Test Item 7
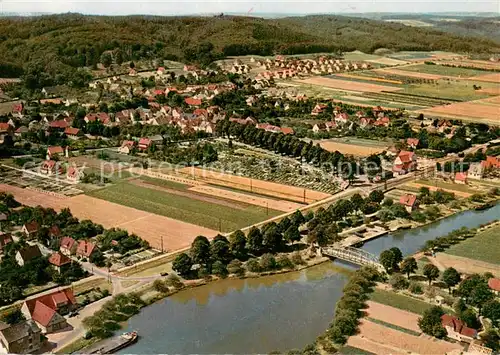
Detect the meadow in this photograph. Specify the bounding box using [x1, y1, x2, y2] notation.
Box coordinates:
[445, 224, 500, 265]
[399, 64, 489, 77]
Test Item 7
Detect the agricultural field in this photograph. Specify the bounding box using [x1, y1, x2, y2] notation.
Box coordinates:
[314, 137, 389, 156]
[418, 95, 500, 125]
[398, 63, 489, 77]
[87, 177, 282, 232]
[369, 289, 432, 315]
[445, 224, 500, 265]
[401, 79, 497, 101]
[295, 77, 401, 93]
[470, 72, 500, 83]
[384, 19, 434, 27]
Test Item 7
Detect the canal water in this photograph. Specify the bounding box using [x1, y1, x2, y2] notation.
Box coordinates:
[120, 203, 500, 354]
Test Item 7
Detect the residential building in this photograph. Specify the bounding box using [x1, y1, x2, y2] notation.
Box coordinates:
[441, 314, 477, 343]
[185, 97, 202, 106]
[21, 221, 39, 238]
[455, 172, 468, 185]
[64, 127, 82, 140]
[138, 138, 152, 151]
[59, 237, 77, 256]
[0, 122, 13, 144]
[66, 167, 84, 182]
[399, 194, 419, 213]
[48, 252, 71, 274]
[76, 240, 97, 259]
[0, 232, 13, 254]
[40, 160, 62, 176]
[393, 151, 417, 175]
[119, 140, 135, 154]
[15, 245, 42, 266]
[468, 163, 484, 179]
[488, 277, 500, 295]
[21, 288, 77, 333]
[0, 320, 42, 354]
[46, 146, 64, 160]
[407, 138, 420, 149]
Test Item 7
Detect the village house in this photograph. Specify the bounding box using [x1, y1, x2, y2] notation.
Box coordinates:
[0, 122, 14, 144]
[119, 140, 135, 154]
[15, 245, 42, 267]
[311, 104, 327, 116]
[488, 277, 500, 295]
[441, 314, 477, 343]
[48, 252, 72, 274]
[40, 160, 62, 176]
[359, 117, 374, 129]
[482, 156, 500, 170]
[399, 194, 419, 213]
[12, 103, 23, 116]
[406, 138, 420, 149]
[46, 146, 65, 160]
[185, 97, 202, 106]
[15, 126, 28, 137]
[280, 127, 295, 135]
[21, 221, 39, 239]
[138, 138, 152, 151]
[0, 320, 42, 354]
[454, 172, 468, 185]
[21, 288, 77, 333]
[374, 116, 391, 127]
[114, 110, 133, 125]
[41, 86, 59, 97]
[468, 162, 484, 179]
[334, 113, 349, 125]
[66, 166, 84, 183]
[64, 127, 82, 140]
[393, 151, 417, 175]
[76, 240, 98, 259]
[0, 232, 13, 254]
[60, 237, 77, 256]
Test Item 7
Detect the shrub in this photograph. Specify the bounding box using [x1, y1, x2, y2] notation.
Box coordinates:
[227, 259, 245, 276]
[165, 274, 183, 289]
[276, 255, 294, 270]
[212, 260, 228, 278]
[408, 282, 423, 294]
[260, 253, 277, 271]
[246, 258, 260, 272]
[290, 252, 305, 265]
[389, 274, 409, 290]
[153, 279, 169, 293]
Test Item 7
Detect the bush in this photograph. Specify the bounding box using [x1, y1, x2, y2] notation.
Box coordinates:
[408, 282, 423, 294]
[389, 274, 409, 290]
[246, 258, 260, 273]
[290, 252, 305, 265]
[276, 255, 294, 270]
[260, 253, 277, 271]
[227, 259, 245, 276]
[153, 279, 169, 293]
[165, 275, 183, 289]
[212, 260, 228, 278]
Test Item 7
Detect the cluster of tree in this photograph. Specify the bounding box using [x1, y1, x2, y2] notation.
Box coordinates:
[148, 142, 218, 165]
[173, 210, 307, 278]
[83, 293, 144, 339]
[417, 187, 455, 205]
[328, 266, 381, 345]
[98, 228, 149, 255]
[422, 227, 475, 253]
[216, 120, 360, 177]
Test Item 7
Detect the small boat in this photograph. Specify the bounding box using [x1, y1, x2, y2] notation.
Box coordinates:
[475, 201, 495, 211]
[86, 331, 139, 354]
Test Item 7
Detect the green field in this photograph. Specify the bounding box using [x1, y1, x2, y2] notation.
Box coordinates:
[446, 224, 500, 265]
[415, 179, 478, 194]
[400, 64, 489, 77]
[402, 80, 494, 101]
[369, 289, 432, 315]
[339, 346, 375, 355]
[87, 179, 281, 232]
[366, 317, 421, 336]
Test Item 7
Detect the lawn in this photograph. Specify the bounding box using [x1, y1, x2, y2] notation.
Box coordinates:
[366, 317, 421, 336]
[415, 179, 477, 194]
[55, 337, 99, 354]
[400, 64, 488, 77]
[445, 224, 500, 265]
[369, 289, 432, 315]
[402, 80, 496, 101]
[339, 346, 376, 355]
[87, 180, 281, 232]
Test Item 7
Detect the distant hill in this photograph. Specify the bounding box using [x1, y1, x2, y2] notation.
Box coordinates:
[0, 14, 499, 81]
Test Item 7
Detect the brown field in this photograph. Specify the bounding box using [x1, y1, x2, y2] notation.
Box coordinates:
[296, 77, 401, 93]
[365, 301, 421, 332]
[440, 60, 500, 71]
[331, 99, 397, 111]
[478, 87, 500, 95]
[337, 72, 403, 84]
[435, 253, 500, 277]
[69, 156, 127, 173]
[470, 72, 500, 83]
[0, 184, 217, 251]
[188, 185, 304, 212]
[375, 68, 444, 80]
[317, 140, 388, 156]
[178, 167, 330, 203]
[348, 319, 463, 355]
[419, 96, 500, 125]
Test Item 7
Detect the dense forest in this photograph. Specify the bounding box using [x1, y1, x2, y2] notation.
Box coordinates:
[0, 14, 499, 80]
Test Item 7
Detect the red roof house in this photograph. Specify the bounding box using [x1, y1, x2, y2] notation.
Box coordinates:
[59, 237, 77, 256]
[49, 120, 69, 130]
[76, 240, 97, 259]
[21, 221, 39, 238]
[119, 140, 135, 154]
[482, 156, 500, 169]
[40, 160, 62, 175]
[399, 194, 419, 212]
[441, 314, 477, 343]
[185, 97, 202, 106]
[138, 138, 152, 151]
[64, 127, 81, 139]
[454, 172, 468, 185]
[0, 232, 13, 253]
[280, 127, 295, 135]
[488, 277, 500, 294]
[407, 138, 420, 149]
[48, 252, 71, 273]
[393, 151, 417, 175]
[46, 146, 64, 159]
[21, 288, 76, 333]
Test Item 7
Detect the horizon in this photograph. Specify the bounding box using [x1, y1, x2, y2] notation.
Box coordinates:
[1, 0, 499, 17]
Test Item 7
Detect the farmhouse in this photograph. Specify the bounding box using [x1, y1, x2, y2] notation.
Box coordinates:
[393, 151, 417, 175]
[406, 138, 420, 149]
[21, 288, 76, 333]
[488, 277, 500, 295]
[64, 127, 82, 140]
[76, 240, 98, 259]
[15, 245, 42, 266]
[48, 252, 71, 274]
[399, 194, 419, 212]
[119, 140, 135, 154]
[60, 236, 77, 256]
[40, 160, 62, 176]
[138, 138, 152, 151]
[0, 320, 42, 354]
[0, 232, 13, 254]
[67, 166, 84, 182]
[46, 146, 65, 160]
[441, 314, 477, 343]
[311, 104, 327, 116]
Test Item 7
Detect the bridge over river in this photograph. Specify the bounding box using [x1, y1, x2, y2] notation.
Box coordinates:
[321, 246, 385, 272]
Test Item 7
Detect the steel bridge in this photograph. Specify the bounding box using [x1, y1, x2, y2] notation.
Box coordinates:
[321, 246, 384, 271]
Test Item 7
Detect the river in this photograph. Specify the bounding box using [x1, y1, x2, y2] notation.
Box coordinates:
[119, 203, 500, 354]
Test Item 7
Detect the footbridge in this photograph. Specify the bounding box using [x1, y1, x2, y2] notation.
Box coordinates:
[321, 246, 385, 272]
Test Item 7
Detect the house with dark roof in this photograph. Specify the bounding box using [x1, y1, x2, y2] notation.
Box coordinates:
[0, 232, 13, 254]
[441, 314, 477, 343]
[59, 237, 77, 256]
[48, 252, 72, 274]
[21, 288, 76, 333]
[76, 240, 97, 259]
[21, 221, 39, 239]
[15, 245, 42, 266]
[0, 320, 42, 354]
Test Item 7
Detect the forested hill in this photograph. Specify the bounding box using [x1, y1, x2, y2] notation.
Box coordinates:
[0, 14, 499, 79]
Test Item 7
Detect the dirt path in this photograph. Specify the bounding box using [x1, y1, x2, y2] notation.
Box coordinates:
[435, 253, 500, 277]
[130, 179, 246, 210]
[188, 184, 304, 212]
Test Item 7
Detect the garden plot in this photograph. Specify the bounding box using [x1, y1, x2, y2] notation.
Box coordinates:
[398, 63, 488, 77]
[315, 138, 389, 156]
[296, 77, 402, 93]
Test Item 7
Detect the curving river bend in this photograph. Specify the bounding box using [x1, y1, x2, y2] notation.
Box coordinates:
[119, 203, 500, 354]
